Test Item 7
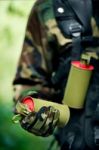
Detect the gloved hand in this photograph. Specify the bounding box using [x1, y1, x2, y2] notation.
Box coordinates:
[14, 89, 60, 137]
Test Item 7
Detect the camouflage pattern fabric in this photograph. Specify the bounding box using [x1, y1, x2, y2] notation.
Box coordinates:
[20, 105, 60, 137]
[13, 0, 99, 149]
[13, 0, 99, 99]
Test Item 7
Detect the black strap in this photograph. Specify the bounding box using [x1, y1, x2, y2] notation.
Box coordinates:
[72, 35, 83, 61]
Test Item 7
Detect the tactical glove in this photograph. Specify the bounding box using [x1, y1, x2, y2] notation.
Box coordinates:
[14, 89, 60, 137]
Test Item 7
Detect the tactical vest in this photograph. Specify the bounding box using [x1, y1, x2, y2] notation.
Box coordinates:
[53, 0, 99, 61]
[53, 0, 99, 149]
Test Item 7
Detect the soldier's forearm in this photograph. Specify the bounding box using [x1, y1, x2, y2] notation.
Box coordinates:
[13, 84, 60, 103]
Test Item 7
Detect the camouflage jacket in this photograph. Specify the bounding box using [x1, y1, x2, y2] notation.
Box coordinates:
[13, 0, 99, 101]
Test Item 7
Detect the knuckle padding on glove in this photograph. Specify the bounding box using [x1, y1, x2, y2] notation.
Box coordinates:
[31, 107, 49, 131]
[39, 106, 60, 136]
[39, 106, 55, 135]
[20, 112, 36, 130]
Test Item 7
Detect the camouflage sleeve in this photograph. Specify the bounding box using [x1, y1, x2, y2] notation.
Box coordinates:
[13, 1, 58, 101]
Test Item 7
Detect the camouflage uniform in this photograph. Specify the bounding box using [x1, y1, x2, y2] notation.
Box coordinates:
[13, 0, 72, 95]
[13, 0, 99, 149]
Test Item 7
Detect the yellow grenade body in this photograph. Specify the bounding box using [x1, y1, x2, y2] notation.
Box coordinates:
[63, 61, 94, 109]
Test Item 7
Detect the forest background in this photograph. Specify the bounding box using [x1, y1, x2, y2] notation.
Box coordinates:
[0, 1, 54, 150]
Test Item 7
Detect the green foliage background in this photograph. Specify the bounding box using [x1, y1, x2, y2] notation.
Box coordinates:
[0, 1, 54, 150]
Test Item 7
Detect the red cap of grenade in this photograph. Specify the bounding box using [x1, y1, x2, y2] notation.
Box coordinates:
[22, 96, 34, 112]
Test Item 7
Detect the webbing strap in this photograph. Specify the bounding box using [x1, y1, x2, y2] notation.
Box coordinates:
[71, 35, 82, 61]
[68, 0, 92, 35]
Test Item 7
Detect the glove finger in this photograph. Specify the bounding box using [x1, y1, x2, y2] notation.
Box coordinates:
[15, 101, 31, 116]
[21, 112, 36, 130]
[27, 106, 49, 134]
[52, 108, 60, 127]
[39, 106, 55, 135]
[40, 106, 60, 136]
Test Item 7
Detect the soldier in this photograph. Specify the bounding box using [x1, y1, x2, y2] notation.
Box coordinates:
[13, 0, 99, 149]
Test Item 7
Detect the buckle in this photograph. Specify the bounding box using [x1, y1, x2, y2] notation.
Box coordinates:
[69, 22, 82, 37]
